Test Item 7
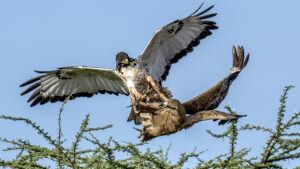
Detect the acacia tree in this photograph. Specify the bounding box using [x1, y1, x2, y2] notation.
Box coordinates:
[0, 86, 299, 168]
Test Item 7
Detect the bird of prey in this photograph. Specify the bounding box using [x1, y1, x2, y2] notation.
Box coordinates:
[134, 45, 250, 141]
[20, 4, 218, 108]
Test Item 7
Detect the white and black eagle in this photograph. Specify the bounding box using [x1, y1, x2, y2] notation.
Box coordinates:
[20, 5, 217, 107]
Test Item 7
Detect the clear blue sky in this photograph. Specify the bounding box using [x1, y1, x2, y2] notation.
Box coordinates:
[1, 0, 299, 167]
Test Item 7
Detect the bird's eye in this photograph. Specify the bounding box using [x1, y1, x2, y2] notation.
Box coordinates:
[121, 59, 128, 64]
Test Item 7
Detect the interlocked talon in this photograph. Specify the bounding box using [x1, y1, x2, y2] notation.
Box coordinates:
[128, 76, 169, 112]
[126, 101, 139, 108]
[133, 127, 145, 138]
[133, 127, 142, 132]
[146, 75, 171, 101]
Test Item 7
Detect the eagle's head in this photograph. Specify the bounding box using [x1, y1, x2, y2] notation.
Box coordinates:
[116, 52, 132, 71]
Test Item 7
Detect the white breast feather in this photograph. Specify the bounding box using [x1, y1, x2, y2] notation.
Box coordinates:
[122, 63, 147, 91]
[123, 68, 138, 88]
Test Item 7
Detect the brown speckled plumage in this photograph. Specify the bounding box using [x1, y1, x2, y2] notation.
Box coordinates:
[134, 45, 249, 142]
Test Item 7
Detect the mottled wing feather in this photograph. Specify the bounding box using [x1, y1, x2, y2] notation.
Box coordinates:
[20, 66, 129, 106]
[138, 5, 218, 82]
[182, 45, 250, 114]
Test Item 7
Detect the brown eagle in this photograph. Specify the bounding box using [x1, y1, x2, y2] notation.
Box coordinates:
[20, 5, 217, 109]
[134, 46, 250, 141]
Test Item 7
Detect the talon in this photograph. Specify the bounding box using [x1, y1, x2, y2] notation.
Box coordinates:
[133, 100, 140, 107]
[126, 104, 133, 108]
[126, 102, 138, 108]
[134, 127, 146, 138]
[133, 127, 142, 132]
[127, 99, 140, 108]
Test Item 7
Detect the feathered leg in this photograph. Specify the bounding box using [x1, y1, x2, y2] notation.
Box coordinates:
[127, 86, 145, 124]
[146, 75, 173, 100]
[182, 46, 249, 114]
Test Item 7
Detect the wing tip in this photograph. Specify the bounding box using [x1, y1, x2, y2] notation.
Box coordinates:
[189, 3, 204, 16]
[34, 70, 49, 73]
[20, 82, 41, 96]
[196, 4, 216, 17]
[199, 13, 217, 20]
[20, 74, 45, 87]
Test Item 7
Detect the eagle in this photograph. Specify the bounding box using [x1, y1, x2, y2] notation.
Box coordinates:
[133, 45, 250, 141]
[20, 4, 217, 109]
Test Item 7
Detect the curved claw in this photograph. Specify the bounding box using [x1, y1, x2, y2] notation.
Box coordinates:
[127, 97, 142, 108]
[133, 127, 143, 138]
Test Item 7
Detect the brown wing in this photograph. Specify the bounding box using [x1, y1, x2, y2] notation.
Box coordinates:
[20, 66, 129, 106]
[182, 110, 246, 128]
[182, 46, 249, 114]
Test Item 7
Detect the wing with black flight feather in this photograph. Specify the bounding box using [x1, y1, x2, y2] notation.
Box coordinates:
[20, 66, 129, 106]
[139, 4, 218, 82]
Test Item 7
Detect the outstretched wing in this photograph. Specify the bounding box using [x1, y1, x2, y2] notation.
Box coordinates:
[182, 46, 249, 114]
[138, 4, 218, 82]
[20, 66, 129, 107]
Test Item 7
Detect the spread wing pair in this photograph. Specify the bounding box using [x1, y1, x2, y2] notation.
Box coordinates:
[20, 4, 218, 106]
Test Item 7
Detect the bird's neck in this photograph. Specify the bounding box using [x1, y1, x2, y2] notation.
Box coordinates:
[117, 58, 138, 73]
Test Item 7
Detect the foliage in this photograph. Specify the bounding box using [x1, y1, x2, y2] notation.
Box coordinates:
[0, 86, 299, 168]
